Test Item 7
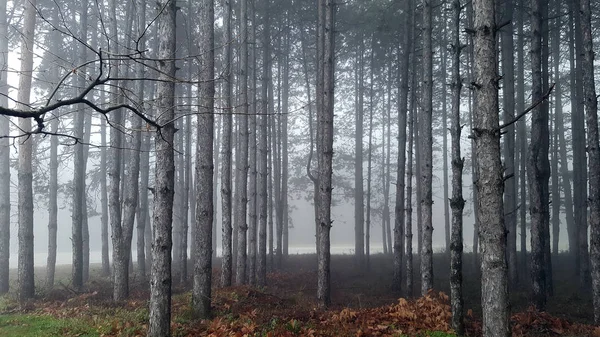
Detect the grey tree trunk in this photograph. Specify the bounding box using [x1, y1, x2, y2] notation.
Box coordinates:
[0, 0, 8, 295]
[45, 6, 61, 289]
[365, 43, 375, 268]
[579, 0, 600, 323]
[354, 35, 365, 267]
[148, 0, 176, 335]
[235, 0, 250, 284]
[246, 0, 257, 286]
[394, 0, 412, 291]
[449, 0, 464, 333]
[70, 0, 91, 288]
[281, 18, 290, 259]
[405, 55, 417, 297]
[257, 0, 270, 286]
[569, 0, 589, 286]
[528, 0, 550, 310]
[107, 0, 126, 301]
[220, 0, 234, 287]
[193, 0, 214, 318]
[317, 0, 335, 308]
[100, 107, 110, 277]
[119, 0, 144, 292]
[17, 0, 37, 302]
[472, 0, 510, 335]
[420, 0, 434, 296]
[500, 0, 517, 287]
[515, 0, 527, 275]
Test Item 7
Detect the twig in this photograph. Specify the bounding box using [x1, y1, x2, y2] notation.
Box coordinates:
[496, 83, 555, 131]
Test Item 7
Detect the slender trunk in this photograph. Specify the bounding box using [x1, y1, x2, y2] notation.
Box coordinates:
[365, 42, 374, 268]
[317, 0, 335, 308]
[220, 0, 234, 287]
[570, 0, 589, 286]
[394, 0, 412, 290]
[420, 0, 434, 295]
[441, 11, 450, 255]
[17, 0, 37, 302]
[500, 0, 517, 287]
[246, 0, 257, 285]
[148, 0, 176, 334]
[580, 0, 600, 323]
[44, 7, 60, 289]
[235, 0, 250, 285]
[449, 0, 464, 333]
[473, 0, 510, 335]
[354, 35, 365, 267]
[529, 0, 550, 310]
[281, 17, 290, 259]
[516, 0, 527, 275]
[257, 0, 270, 286]
[193, 0, 214, 318]
[405, 65, 416, 297]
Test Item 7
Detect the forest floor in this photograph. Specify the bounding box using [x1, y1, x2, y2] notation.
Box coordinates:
[0, 252, 599, 336]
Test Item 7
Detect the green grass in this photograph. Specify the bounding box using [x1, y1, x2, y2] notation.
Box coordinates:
[0, 314, 98, 337]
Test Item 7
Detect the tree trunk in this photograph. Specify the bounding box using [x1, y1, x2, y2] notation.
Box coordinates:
[354, 34, 365, 268]
[569, 0, 589, 286]
[529, 0, 550, 310]
[193, 0, 214, 318]
[472, 0, 510, 335]
[405, 66, 416, 297]
[394, 0, 412, 291]
[317, 0, 335, 308]
[235, 0, 249, 285]
[441, 10, 450, 255]
[17, 0, 37, 302]
[365, 41, 375, 268]
[257, 0, 270, 286]
[420, 0, 434, 296]
[281, 16, 290, 260]
[148, 0, 176, 335]
[516, 0, 527, 275]
[44, 6, 60, 289]
[220, 0, 234, 287]
[500, 0, 517, 287]
[449, 0, 464, 333]
[246, 0, 257, 286]
[579, 0, 600, 323]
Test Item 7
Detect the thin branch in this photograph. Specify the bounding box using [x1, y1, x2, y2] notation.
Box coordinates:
[496, 82, 555, 131]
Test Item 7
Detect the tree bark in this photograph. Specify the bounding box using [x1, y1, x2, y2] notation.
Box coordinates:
[500, 0, 517, 287]
[394, 0, 412, 291]
[420, 0, 434, 296]
[317, 0, 335, 309]
[257, 0, 270, 287]
[579, 0, 600, 323]
[235, 0, 249, 285]
[472, 0, 510, 335]
[17, 0, 37, 302]
[246, 0, 257, 286]
[529, 0, 550, 310]
[515, 0, 527, 275]
[193, 0, 214, 318]
[354, 34, 365, 267]
[449, 0, 464, 334]
[148, 0, 176, 335]
[220, 0, 234, 287]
